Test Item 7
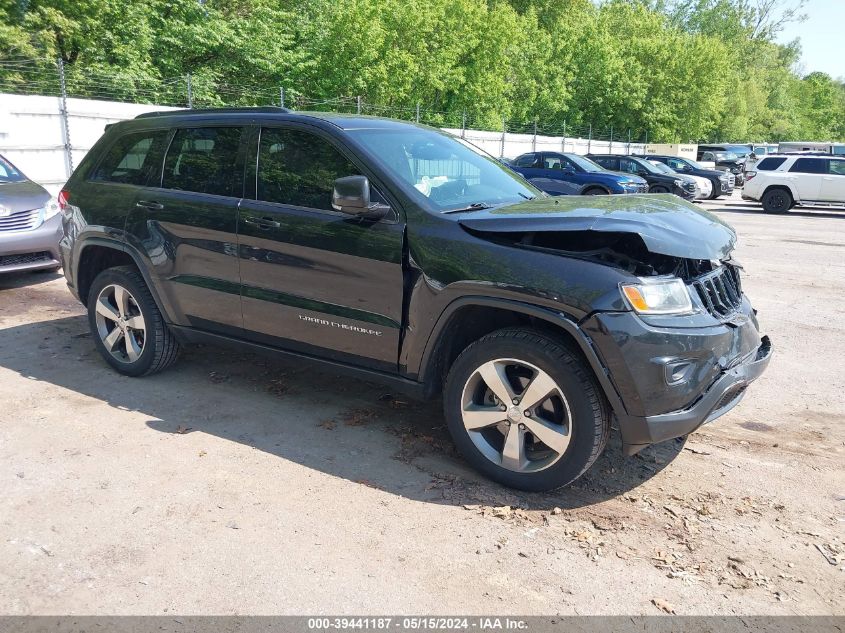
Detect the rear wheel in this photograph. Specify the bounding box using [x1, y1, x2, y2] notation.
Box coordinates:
[443, 328, 610, 491]
[87, 266, 180, 377]
[762, 188, 792, 214]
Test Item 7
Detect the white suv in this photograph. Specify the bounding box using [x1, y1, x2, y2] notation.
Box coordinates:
[743, 154, 845, 213]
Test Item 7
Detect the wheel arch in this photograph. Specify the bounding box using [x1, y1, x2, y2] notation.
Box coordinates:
[580, 184, 611, 195]
[762, 183, 797, 203]
[417, 297, 627, 417]
[75, 238, 169, 319]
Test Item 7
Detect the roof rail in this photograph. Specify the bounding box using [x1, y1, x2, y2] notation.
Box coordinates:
[135, 106, 291, 119]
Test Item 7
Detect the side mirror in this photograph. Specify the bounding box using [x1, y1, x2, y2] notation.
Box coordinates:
[331, 175, 389, 220]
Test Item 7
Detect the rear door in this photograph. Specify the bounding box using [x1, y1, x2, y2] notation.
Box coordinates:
[82, 128, 171, 238]
[820, 158, 845, 203]
[123, 124, 248, 334]
[787, 158, 824, 201]
[237, 124, 404, 371]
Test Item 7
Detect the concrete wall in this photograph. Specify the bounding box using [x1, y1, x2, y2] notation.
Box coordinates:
[0, 93, 175, 194]
[0, 93, 644, 195]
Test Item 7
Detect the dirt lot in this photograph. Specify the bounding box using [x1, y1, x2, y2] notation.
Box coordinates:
[1, 192, 843, 615]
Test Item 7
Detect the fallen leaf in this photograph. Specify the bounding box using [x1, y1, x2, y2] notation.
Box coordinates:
[652, 598, 675, 614]
[175, 425, 192, 434]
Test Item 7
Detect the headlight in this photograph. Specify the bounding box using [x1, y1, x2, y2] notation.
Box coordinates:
[673, 179, 683, 187]
[621, 278, 694, 315]
[42, 197, 61, 220]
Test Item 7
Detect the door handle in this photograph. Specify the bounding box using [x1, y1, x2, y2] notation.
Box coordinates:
[136, 200, 164, 211]
[243, 215, 280, 230]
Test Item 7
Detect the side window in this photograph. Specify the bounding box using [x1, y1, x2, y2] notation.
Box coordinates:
[162, 127, 244, 197]
[756, 157, 787, 170]
[592, 157, 616, 170]
[619, 159, 640, 174]
[543, 155, 562, 170]
[667, 158, 685, 170]
[789, 158, 826, 174]
[514, 154, 538, 168]
[257, 128, 359, 210]
[828, 160, 845, 176]
[90, 130, 168, 185]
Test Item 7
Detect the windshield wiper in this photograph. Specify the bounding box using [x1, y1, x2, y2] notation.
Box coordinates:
[517, 192, 536, 200]
[441, 202, 495, 214]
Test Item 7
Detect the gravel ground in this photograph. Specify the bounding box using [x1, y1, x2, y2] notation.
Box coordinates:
[0, 191, 843, 615]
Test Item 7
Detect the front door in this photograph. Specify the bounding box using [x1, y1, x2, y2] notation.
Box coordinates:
[820, 158, 845, 203]
[237, 125, 404, 371]
[537, 153, 580, 195]
[124, 125, 248, 333]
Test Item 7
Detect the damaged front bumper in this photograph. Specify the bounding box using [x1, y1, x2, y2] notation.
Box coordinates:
[617, 335, 771, 453]
[581, 304, 772, 454]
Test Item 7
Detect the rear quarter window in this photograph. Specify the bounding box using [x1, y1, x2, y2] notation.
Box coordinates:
[756, 157, 787, 170]
[789, 158, 827, 174]
[90, 130, 169, 186]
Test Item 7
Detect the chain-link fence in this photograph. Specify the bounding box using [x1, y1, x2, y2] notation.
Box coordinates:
[0, 57, 650, 190]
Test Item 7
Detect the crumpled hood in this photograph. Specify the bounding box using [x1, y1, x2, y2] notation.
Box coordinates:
[457, 194, 737, 260]
[0, 180, 51, 213]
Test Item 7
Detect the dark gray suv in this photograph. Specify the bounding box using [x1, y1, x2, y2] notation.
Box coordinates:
[57, 107, 772, 491]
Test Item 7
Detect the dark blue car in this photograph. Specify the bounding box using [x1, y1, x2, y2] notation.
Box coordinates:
[509, 152, 648, 195]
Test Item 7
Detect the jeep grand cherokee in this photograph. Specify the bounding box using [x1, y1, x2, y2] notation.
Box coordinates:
[58, 107, 772, 491]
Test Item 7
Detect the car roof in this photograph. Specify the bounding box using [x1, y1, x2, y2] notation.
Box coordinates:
[133, 107, 424, 131]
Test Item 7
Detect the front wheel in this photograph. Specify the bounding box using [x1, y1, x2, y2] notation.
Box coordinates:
[87, 265, 180, 377]
[649, 185, 669, 194]
[443, 328, 610, 491]
[582, 187, 608, 196]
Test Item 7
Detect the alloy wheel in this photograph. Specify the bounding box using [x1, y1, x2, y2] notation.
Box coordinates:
[94, 283, 146, 363]
[460, 358, 572, 472]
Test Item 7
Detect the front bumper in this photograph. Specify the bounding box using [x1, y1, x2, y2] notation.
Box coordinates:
[619, 335, 772, 452]
[581, 304, 772, 453]
[0, 214, 62, 273]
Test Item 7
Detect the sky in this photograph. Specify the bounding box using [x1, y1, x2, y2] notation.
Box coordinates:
[776, 0, 845, 79]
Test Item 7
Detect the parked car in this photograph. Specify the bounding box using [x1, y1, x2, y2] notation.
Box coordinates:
[743, 154, 845, 213]
[58, 107, 772, 491]
[586, 154, 697, 200]
[0, 154, 62, 274]
[647, 160, 711, 200]
[698, 150, 745, 186]
[508, 151, 648, 195]
[634, 154, 734, 199]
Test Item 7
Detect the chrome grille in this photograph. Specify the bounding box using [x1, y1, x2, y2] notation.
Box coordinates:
[693, 265, 742, 318]
[727, 173, 736, 187]
[0, 208, 40, 232]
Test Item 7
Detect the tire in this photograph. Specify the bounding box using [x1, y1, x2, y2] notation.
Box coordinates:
[649, 185, 669, 194]
[708, 181, 722, 199]
[582, 187, 608, 196]
[443, 328, 610, 491]
[761, 188, 792, 214]
[87, 265, 180, 377]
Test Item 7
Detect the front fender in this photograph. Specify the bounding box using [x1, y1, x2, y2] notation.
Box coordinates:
[409, 294, 629, 420]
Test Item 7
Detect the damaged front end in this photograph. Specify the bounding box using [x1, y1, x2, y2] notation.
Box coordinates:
[457, 195, 773, 452]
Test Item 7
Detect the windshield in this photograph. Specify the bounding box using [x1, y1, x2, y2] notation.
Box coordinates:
[0, 155, 27, 183]
[565, 153, 603, 173]
[347, 128, 540, 212]
[633, 158, 662, 174]
[714, 151, 740, 161]
[648, 161, 675, 175]
[725, 146, 751, 158]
